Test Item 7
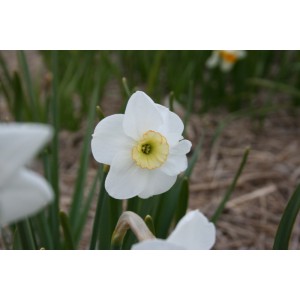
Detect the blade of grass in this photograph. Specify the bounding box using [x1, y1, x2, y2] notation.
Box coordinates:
[169, 91, 175, 111]
[146, 50, 164, 96]
[12, 72, 25, 121]
[16, 219, 36, 250]
[89, 166, 109, 250]
[12, 227, 22, 250]
[247, 78, 300, 98]
[97, 193, 111, 250]
[154, 178, 184, 238]
[211, 147, 250, 223]
[60, 211, 75, 250]
[122, 77, 131, 99]
[35, 211, 54, 250]
[174, 177, 189, 225]
[17, 51, 39, 121]
[273, 184, 300, 250]
[107, 198, 123, 246]
[183, 80, 194, 135]
[0, 52, 12, 86]
[74, 167, 102, 245]
[49, 50, 60, 249]
[69, 69, 103, 229]
[154, 133, 204, 238]
[184, 133, 204, 178]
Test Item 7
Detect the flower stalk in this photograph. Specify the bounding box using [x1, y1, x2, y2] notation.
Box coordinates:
[59, 211, 75, 250]
[111, 211, 155, 250]
[89, 165, 109, 250]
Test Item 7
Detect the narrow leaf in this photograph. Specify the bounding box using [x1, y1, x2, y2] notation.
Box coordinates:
[273, 184, 300, 250]
[174, 177, 189, 225]
[211, 148, 250, 223]
[60, 211, 75, 250]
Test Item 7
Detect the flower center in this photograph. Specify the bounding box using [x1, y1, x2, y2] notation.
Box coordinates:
[141, 144, 152, 154]
[132, 130, 169, 170]
[219, 51, 237, 63]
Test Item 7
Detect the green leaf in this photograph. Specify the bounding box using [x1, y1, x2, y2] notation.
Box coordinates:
[17, 51, 40, 121]
[154, 178, 184, 238]
[273, 184, 300, 250]
[74, 167, 102, 245]
[89, 167, 108, 250]
[154, 133, 204, 239]
[12, 72, 25, 121]
[174, 177, 189, 225]
[60, 211, 75, 250]
[33, 211, 54, 250]
[48, 51, 60, 249]
[69, 64, 107, 229]
[247, 78, 300, 98]
[211, 148, 250, 224]
[184, 133, 204, 178]
[183, 80, 194, 135]
[146, 50, 164, 96]
[16, 219, 36, 250]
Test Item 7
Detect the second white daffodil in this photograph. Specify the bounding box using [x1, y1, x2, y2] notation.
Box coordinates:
[0, 123, 54, 227]
[132, 210, 216, 250]
[91, 91, 192, 199]
[206, 50, 246, 72]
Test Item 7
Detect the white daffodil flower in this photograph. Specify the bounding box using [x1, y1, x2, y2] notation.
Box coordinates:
[0, 123, 53, 227]
[132, 210, 216, 250]
[206, 50, 246, 72]
[91, 91, 192, 200]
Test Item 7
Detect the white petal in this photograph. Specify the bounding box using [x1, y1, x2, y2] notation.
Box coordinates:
[0, 123, 53, 188]
[237, 50, 246, 58]
[132, 239, 185, 250]
[220, 60, 234, 72]
[170, 139, 192, 155]
[123, 91, 164, 140]
[156, 104, 184, 146]
[167, 210, 216, 250]
[105, 151, 149, 199]
[91, 114, 134, 165]
[138, 169, 177, 199]
[0, 168, 53, 227]
[160, 154, 188, 176]
[206, 51, 219, 68]
[160, 140, 192, 176]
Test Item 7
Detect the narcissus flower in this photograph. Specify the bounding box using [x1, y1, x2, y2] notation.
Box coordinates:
[0, 123, 53, 227]
[206, 50, 246, 72]
[132, 210, 216, 250]
[91, 91, 192, 199]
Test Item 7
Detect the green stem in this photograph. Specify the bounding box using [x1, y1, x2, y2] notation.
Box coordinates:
[60, 211, 75, 250]
[17, 51, 39, 121]
[17, 219, 36, 250]
[49, 50, 60, 249]
[211, 148, 250, 223]
[89, 167, 109, 250]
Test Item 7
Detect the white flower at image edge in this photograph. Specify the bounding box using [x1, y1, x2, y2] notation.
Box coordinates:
[132, 210, 216, 250]
[0, 123, 54, 227]
[91, 91, 192, 199]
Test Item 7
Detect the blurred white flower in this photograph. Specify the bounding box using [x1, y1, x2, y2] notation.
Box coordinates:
[0, 123, 53, 227]
[132, 210, 216, 250]
[206, 50, 246, 72]
[91, 91, 192, 200]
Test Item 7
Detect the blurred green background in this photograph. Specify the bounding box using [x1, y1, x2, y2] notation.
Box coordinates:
[1, 50, 300, 129]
